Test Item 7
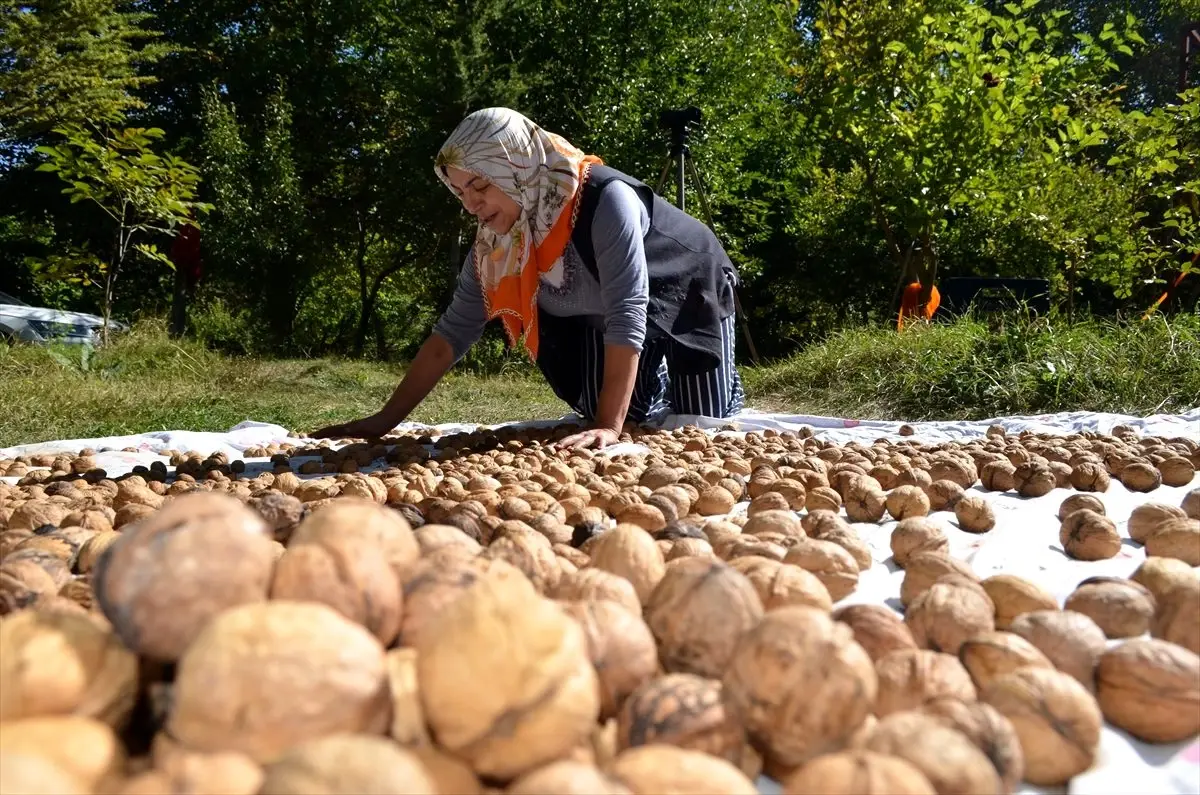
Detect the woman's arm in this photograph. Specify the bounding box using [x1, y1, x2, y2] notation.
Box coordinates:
[560, 182, 651, 448]
[310, 253, 487, 439]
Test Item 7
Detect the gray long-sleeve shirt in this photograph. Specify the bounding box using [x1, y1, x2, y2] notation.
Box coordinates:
[432, 180, 652, 362]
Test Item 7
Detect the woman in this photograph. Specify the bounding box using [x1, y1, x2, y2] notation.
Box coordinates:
[312, 107, 743, 448]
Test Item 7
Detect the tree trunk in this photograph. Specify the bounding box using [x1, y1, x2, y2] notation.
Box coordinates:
[353, 220, 372, 357]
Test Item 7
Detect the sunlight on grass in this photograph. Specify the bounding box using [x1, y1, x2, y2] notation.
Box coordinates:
[3, 313, 1197, 446]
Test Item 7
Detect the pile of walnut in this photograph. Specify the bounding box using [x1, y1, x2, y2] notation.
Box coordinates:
[1, 422, 1198, 795]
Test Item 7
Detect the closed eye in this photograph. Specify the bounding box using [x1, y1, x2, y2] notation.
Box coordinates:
[453, 176, 489, 197]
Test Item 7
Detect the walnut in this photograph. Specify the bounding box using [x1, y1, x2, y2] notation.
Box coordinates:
[1063, 577, 1155, 638]
[889, 518, 949, 568]
[782, 539, 859, 601]
[1058, 509, 1121, 560]
[1157, 456, 1195, 487]
[1183, 488, 1200, 519]
[1129, 556, 1198, 604]
[959, 631, 1054, 691]
[606, 745, 757, 795]
[644, 557, 764, 679]
[979, 460, 1016, 492]
[885, 486, 930, 521]
[981, 667, 1102, 786]
[800, 509, 850, 540]
[832, 604, 916, 663]
[1127, 502, 1187, 543]
[1120, 462, 1162, 492]
[1152, 578, 1200, 654]
[695, 486, 736, 516]
[873, 648, 976, 716]
[954, 495, 995, 533]
[860, 711, 1002, 795]
[1057, 493, 1105, 521]
[1096, 638, 1200, 743]
[920, 698, 1025, 793]
[732, 557, 832, 613]
[415, 563, 599, 780]
[981, 574, 1058, 630]
[92, 491, 278, 662]
[0, 610, 137, 729]
[167, 601, 390, 763]
[1012, 462, 1056, 498]
[1008, 610, 1107, 693]
[742, 510, 804, 539]
[844, 481, 887, 523]
[782, 750, 935, 795]
[722, 606, 876, 768]
[805, 487, 843, 513]
[257, 734, 434, 794]
[747, 491, 789, 516]
[925, 480, 965, 511]
[1144, 517, 1200, 565]
[616, 674, 758, 778]
[899, 552, 978, 607]
[588, 524, 666, 604]
[508, 761, 628, 795]
[905, 581, 995, 655]
[1069, 461, 1111, 492]
[560, 600, 658, 722]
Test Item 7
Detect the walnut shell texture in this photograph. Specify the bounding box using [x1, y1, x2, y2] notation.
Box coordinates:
[1008, 609, 1107, 694]
[783, 750, 935, 795]
[616, 673, 757, 777]
[644, 558, 764, 679]
[861, 711, 1002, 795]
[257, 734, 434, 794]
[959, 631, 1055, 692]
[607, 744, 758, 794]
[415, 563, 599, 780]
[920, 697, 1025, 793]
[1058, 509, 1121, 561]
[167, 600, 391, 763]
[0, 609, 137, 729]
[1063, 578, 1155, 639]
[981, 667, 1102, 786]
[1096, 638, 1200, 743]
[722, 606, 876, 768]
[981, 574, 1059, 631]
[874, 648, 977, 717]
[906, 581, 995, 655]
[832, 604, 917, 663]
[92, 491, 278, 662]
[561, 599, 659, 721]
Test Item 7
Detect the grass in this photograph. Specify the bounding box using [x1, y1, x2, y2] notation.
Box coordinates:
[744, 311, 1200, 421]
[3, 313, 1198, 447]
[0, 320, 564, 447]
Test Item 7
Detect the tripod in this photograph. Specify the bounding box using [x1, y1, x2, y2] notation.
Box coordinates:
[653, 107, 761, 365]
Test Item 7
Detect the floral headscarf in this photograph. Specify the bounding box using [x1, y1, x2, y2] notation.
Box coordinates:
[434, 107, 603, 359]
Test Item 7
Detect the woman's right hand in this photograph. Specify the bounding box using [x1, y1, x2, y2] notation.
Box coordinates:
[309, 412, 398, 440]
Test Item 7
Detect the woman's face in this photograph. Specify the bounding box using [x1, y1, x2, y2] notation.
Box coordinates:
[444, 166, 521, 235]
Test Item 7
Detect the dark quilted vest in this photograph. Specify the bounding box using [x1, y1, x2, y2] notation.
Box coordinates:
[564, 164, 737, 374]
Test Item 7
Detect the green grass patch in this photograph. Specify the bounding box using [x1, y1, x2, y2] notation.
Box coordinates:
[3, 313, 1197, 447]
[744, 312, 1200, 421]
[0, 320, 563, 447]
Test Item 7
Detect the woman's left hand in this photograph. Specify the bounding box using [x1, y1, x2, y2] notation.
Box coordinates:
[558, 425, 621, 450]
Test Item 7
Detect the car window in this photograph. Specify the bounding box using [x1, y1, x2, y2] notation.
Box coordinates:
[0, 291, 29, 306]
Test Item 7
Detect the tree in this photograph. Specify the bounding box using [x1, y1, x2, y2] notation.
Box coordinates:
[0, 0, 171, 152]
[797, 0, 1138, 313]
[31, 124, 210, 342]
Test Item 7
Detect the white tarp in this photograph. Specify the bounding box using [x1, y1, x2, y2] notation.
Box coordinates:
[2, 408, 1198, 794]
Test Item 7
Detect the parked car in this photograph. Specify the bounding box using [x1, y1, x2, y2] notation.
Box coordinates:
[0, 291, 127, 345]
